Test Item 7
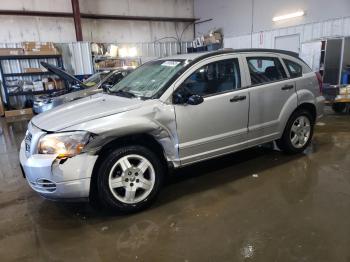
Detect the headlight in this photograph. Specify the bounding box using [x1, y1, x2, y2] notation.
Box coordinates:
[38, 131, 90, 158]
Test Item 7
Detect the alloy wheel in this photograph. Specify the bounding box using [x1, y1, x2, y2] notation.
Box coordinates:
[290, 116, 311, 149]
[108, 154, 155, 204]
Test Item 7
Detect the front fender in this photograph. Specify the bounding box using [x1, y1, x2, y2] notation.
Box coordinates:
[62, 101, 180, 166]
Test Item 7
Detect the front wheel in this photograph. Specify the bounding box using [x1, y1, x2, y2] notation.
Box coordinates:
[97, 145, 164, 213]
[277, 110, 314, 154]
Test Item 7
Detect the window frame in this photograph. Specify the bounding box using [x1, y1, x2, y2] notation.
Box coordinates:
[282, 58, 303, 79]
[244, 55, 289, 87]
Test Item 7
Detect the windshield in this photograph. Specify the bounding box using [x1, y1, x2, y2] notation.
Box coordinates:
[84, 72, 109, 86]
[109, 60, 186, 98]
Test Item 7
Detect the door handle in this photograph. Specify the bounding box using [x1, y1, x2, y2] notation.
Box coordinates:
[230, 95, 246, 102]
[281, 84, 294, 90]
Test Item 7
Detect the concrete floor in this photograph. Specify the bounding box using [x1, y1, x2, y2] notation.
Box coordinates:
[0, 109, 349, 262]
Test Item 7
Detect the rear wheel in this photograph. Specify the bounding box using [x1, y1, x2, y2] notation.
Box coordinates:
[332, 103, 346, 113]
[97, 145, 164, 213]
[277, 110, 314, 154]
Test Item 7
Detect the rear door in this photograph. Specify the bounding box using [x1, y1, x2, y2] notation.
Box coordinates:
[242, 54, 297, 141]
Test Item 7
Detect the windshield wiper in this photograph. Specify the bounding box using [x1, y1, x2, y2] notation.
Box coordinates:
[109, 89, 136, 98]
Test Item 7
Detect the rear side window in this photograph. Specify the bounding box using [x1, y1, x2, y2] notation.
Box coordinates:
[247, 57, 287, 85]
[283, 59, 303, 78]
[182, 59, 241, 97]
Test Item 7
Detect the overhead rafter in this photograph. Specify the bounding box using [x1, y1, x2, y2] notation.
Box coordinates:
[0, 10, 197, 23]
[71, 0, 83, 41]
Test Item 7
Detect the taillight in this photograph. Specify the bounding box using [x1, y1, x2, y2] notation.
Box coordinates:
[315, 72, 323, 94]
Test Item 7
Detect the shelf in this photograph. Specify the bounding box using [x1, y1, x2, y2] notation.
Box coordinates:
[3, 71, 53, 77]
[94, 56, 141, 62]
[8, 89, 60, 96]
[96, 67, 120, 71]
[0, 54, 61, 60]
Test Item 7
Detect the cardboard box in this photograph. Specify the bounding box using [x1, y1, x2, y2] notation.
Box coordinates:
[22, 83, 34, 92]
[33, 81, 44, 91]
[53, 79, 65, 90]
[22, 42, 55, 51]
[24, 50, 59, 55]
[203, 32, 222, 45]
[44, 81, 55, 90]
[0, 48, 24, 56]
[24, 68, 47, 73]
[22, 41, 59, 55]
[96, 59, 123, 69]
[5, 108, 33, 118]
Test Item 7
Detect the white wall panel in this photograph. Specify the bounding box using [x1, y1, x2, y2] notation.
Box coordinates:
[224, 16, 350, 50]
[195, 0, 350, 38]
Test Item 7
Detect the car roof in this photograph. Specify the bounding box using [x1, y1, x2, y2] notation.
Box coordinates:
[160, 48, 301, 61]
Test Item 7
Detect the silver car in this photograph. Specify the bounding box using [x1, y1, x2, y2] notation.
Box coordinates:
[33, 65, 133, 113]
[20, 49, 324, 213]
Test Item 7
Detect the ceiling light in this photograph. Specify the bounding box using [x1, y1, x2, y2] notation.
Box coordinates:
[272, 11, 305, 22]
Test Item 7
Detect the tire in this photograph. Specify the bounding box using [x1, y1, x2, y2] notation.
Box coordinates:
[277, 109, 314, 154]
[97, 145, 164, 213]
[332, 103, 346, 113]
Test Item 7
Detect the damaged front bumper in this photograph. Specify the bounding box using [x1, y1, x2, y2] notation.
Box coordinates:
[19, 141, 98, 200]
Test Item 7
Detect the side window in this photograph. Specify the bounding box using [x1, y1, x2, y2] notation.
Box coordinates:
[247, 57, 287, 85]
[181, 59, 241, 97]
[283, 59, 303, 78]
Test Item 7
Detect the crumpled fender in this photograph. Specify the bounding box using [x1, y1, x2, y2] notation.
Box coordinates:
[61, 100, 180, 166]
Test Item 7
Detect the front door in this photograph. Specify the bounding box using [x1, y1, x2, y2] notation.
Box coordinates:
[173, 57, 249, 165]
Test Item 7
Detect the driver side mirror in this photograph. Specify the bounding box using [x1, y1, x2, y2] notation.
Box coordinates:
[187, 94, 204, 105]
[102, 83, 113, 92]
[173, 91, 204, 105]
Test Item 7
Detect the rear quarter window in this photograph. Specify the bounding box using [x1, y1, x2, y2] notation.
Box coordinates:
[283, 59, 303, 78]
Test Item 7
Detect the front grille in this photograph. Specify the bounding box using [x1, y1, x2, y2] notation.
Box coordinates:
[31, 179, 57, 192]
[25, 132, 32, 154]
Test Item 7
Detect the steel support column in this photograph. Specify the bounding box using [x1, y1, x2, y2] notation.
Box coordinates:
[71, 0, 83, 41]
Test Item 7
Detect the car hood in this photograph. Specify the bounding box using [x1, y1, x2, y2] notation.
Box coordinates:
[31, 93, 144, 131]
[54, 86, 99, 103]
[41, 61, 86, 87]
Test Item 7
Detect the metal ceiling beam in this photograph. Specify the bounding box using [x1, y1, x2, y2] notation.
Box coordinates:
[80, 13, 197, 22]
[0, 10, 72, 18]
[0, 10, 197, 23]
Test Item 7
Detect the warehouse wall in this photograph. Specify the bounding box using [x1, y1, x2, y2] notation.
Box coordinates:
[0, 0, 195, 43]
[195, 0, 350, 37]
[224, 16, 350, 49]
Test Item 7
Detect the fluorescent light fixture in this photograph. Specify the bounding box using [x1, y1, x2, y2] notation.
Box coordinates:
[273, 10, 305, 22]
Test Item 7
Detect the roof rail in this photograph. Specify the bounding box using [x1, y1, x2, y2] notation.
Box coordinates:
[212, 48, 299, 58]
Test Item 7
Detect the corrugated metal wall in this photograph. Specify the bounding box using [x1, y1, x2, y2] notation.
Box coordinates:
[56, 42, 94, 75]
[0, 41, 193, 77]
[224, 16, 350, 49]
